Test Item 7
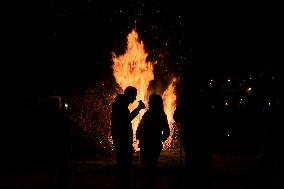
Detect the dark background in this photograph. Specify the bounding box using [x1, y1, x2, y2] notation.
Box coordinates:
[1, 0, 281, 163]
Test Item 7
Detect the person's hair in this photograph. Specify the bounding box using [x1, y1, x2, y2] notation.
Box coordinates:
[46, 95, 62, 112]
[124, 86, 137, 97]
[149, 94, 164, 110]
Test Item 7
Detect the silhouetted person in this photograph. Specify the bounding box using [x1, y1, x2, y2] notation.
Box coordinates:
[257, 71, 282, 189]
[43, 95, 75, 189]
[174, 81, 212, 189]
[111, 86, 145, 189]
[136, 94, 170, 189]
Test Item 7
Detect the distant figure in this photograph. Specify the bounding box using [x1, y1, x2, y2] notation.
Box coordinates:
[136, 94, 170, 189]
[257, 71, 282, 189]
[43, 95, 75, 189]
[174, 81, 212, 189]
[111, 86, 145, 189]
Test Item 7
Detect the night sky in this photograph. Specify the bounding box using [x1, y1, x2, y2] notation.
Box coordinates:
[46, 0, 191, 91]
[43, 1, 279, 92]
[4, 0, 279, 96]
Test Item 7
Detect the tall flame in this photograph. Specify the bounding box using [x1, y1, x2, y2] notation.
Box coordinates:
[112, 28, 176, 151]
[162, 77, 177, 149]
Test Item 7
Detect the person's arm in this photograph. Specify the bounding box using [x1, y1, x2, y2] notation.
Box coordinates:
[129, 100, 145, 121]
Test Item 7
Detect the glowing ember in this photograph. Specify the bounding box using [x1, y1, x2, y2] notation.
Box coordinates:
[68, 81, 119, 154]
[112, 28, 177, 151]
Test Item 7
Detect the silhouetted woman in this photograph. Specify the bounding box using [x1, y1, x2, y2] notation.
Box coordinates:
[136, 94, 170, 189]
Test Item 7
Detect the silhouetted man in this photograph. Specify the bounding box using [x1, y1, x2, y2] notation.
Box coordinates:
[174, 81, 212, 189]
[257, 70, 282, 189]
[111, 86, 145, 189]
[44, 95, 75, 189]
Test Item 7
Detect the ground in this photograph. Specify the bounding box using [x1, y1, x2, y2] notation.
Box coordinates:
[0, 149, 277, 189]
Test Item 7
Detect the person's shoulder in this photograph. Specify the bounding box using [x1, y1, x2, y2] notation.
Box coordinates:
[114, 94, 124, 103]
[161, 111, 168, 120]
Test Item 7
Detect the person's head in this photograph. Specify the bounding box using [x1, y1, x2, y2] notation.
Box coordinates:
[148, 94, 163, 111]
[124, 86, 137, 103]
[46, 95, 63, 113]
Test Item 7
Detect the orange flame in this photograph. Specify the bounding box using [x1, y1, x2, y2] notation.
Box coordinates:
[162, 77, 177, 149]
[112, 28, 176, 151]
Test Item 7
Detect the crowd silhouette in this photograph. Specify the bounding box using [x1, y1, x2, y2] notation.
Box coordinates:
[6, 70, 280, 189]
[41, 78, 279, 189]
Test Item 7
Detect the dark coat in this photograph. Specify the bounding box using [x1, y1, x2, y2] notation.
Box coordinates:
[136, 109, 170, 151]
